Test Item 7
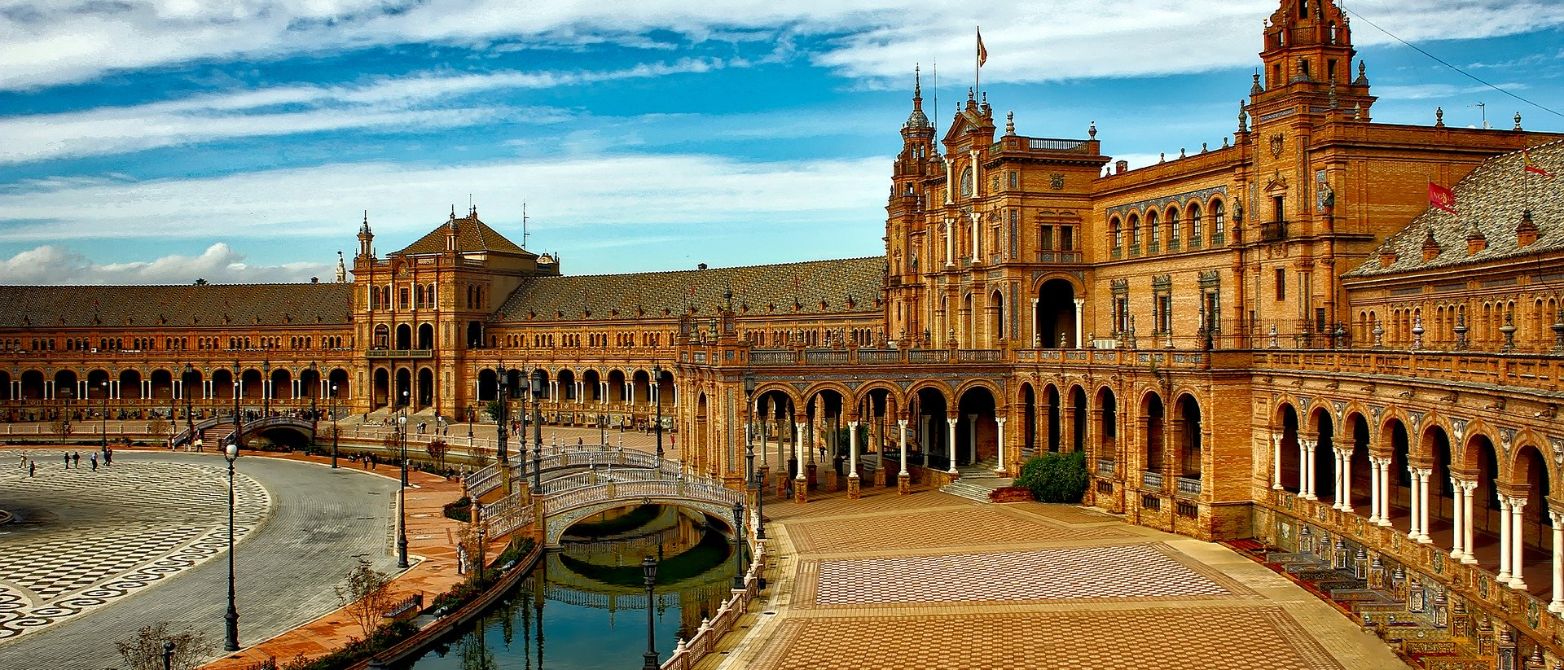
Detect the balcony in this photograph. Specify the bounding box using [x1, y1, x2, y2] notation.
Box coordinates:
[366, 348, 433, 359]
[1036, 250, 1083, 264]
[1176, 476, 1202, 497]
[1096, 458, 1116, 475]
[1141, 471, 1164, 490]
[1260, 221, 1288, 242]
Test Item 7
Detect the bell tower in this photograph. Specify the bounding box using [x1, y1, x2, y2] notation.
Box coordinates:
[1252, 0, 1374, 120]
[357, 211, 374, 260]
[885, 66, 938, 346]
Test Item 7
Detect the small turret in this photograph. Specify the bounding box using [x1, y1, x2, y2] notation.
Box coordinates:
[335, 251, 347, 282]
[356, 211, 374, 259]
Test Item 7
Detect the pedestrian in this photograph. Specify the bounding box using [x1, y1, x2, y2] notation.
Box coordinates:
[72, 451, 80, 467]
[28, 461, 35, 477]
[90, 453, 98, 471]
[64, 452, 70, 469]
[104, 448, 113, 466]
[18, 452, 24, 469]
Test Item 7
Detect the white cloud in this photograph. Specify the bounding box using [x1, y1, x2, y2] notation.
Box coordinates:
[0, 242, 332, 284]
[4, 1, 1563, 90]
[0, 59, 721, 164]
[0, 152, 891, 249]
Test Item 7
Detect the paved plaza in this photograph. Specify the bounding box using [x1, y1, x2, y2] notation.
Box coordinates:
[0, 450, 399, 670]
[715, 488, 1409, 670]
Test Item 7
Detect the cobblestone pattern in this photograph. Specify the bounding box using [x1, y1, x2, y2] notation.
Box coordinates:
[786, 506, 1127, 553]
[750, 607, 1346, 670]
[0, 454, 268, 641]
[806, 544, 1241, 608]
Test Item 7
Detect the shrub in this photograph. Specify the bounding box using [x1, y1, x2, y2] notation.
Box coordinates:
[443, 496, 472, 522]
[1014, 451, 1089, 503]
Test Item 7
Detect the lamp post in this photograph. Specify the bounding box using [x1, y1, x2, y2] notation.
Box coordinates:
[182, 363, 196, 450]
[652, 363, 663, 461]
[744, 373, 764, 540]
[307, 362, 318, 454]
[161, 640, 175, 670]
[261, 359, 270, 417]
[731, 501, 746, 590]
[232, 361, 242, 449]
[495, 362, 509, 465]
[530, 369, 543, 462]
[329, 384, 339, 468]
[223, 439, 241, 651]
[397, 398, 409, 569]
[99, 379, 108, 455]
[598, 412, 606, 447]
[641, 556, 658, 670]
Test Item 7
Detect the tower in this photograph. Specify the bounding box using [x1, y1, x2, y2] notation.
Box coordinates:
[1252, 0, 1374, 120]
[357, 211, 374, 260]
[885, 66, 939, 345]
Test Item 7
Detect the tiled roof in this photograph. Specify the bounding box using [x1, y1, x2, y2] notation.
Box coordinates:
[0, 283, 353, 329]
[1346, 139, 1564, 278]
[496, 257, 885, 322]
[395, 213, 528, 256]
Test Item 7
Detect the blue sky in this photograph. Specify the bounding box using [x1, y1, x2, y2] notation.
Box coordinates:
[0, 0, 1562, 284]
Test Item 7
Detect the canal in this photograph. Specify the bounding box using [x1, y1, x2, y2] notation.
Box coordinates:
[404, 504, 739, 669]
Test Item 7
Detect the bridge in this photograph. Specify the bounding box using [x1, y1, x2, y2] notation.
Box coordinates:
[465, 444, 670, 501]
[472, 450, 749, 549]
[170, 415, 316, 449]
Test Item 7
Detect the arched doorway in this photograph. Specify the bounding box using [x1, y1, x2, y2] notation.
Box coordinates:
[1515, 444, 1552, 596]
[1468, 434, 1502, 573]
[396, 324, 412, 349]
[1277, 404, 1300, 493]
[240, 369, 263, 401]
[1097, 387, 1118, 465]
[956, 386, 998, 467]
[1141, 392, 1165, 479]
[1174, 394, 1201, 479]
[212, 369, 235, 401]
[119, 369, 143, 400]
[478, 369, 498, 402]
[271, 367, 293, 401]
[1044, 384, 1061, 452]
[328, 368, 350, 405]
[1020, 383, 1036, 456]
[149, 369, 174, 400]
[1070, 386, 1088, 453]
[372, 368, 389, 409]
[299, 366, 321, 400]
[1036, 278, 1077, 348]
[417, 323, 434, 350]
[53, 370, 78, 403]
[417, 367, 434, 409]
[1311, 410, 1337, 504]
[20, 370, 45, 400]
[913, 387, 949, 469]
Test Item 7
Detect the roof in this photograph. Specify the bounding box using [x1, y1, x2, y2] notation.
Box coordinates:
[1345, 139, 1564, 278]
[495, 257, 884, 322]
[0, 283, 354, 329]
[394, 212, 528, 256]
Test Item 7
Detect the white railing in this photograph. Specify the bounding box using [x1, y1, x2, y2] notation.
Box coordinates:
[466, 462, 504, 499]
[482, 492, 534, 539]
[542, 477, 740, 517]
[660, 530, 766, 670]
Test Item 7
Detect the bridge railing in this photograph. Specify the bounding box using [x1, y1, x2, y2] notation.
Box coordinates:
[482, 491, 535, 539]
[537, 446, 663, 472]
[661, 521, 766, 670]
[171, 416, 224, 445]
[466, 462, 504, 499]
[541, 477, 740, 517]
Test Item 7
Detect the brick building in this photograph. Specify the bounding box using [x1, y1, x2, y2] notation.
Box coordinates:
[3, 0, 1564, 663]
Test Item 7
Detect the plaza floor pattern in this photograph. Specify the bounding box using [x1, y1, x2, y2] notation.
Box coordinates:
[711, 486, 1408, 670]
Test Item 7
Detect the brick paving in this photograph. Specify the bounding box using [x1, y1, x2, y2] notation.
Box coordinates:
[706, 488, 1407, 670]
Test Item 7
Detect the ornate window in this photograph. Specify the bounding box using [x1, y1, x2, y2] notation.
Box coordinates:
[1188, 203, 1203, 248]
[1210, 200, 1226, 244]
[959, 167, 974, 198]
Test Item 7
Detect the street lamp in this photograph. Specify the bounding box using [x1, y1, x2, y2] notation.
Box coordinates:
[182, 363, 196, 450]
[99, 379, 108, 455]
[261, 359, 270, 417]
[732, 501, 746, 590]
[329, 384, 339, 468]
[397, 407, 409, 570]
[530, 369, 544, 490]
[307, 362, 318, 454]
[495, 362, 509, 465]
[232, 361, 242, 449]
[223, 439, 241, 651]
[641, 556, 658, 670]
[744, 373, 764, 540]
[651, 363, 663, 461]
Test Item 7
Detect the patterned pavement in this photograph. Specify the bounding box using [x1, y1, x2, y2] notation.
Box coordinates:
[0, 452, 268, 641]
[709, 488, 1408, 670]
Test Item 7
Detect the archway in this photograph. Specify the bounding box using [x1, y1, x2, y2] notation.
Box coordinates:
[803, 387, 847, 480]
[240, 369, 263, 401]
[212, 369, 235, 401]
[607, 370, 628, 405]
[1311, 410, 1337, 504]
[270, 367, 293, 401]
[755, 389, 797, 479]
[1036, 279, 1077, 348]
[86, 369, 111, 400]
[0, 370, 9, 401]
[1277, 404, 1300, 493]
[1044, 384, 1061, 452]
[655, 368, 674, 410]
[119, 369, 143, 400]
[1020, 383, 1036, 456]
[913, 387, 950, 469]
[1515, 444, 1552, 596]
[1347, 414, 1373, 512]
[989, 289, 1005, 346]
[1423, 425, 1455, 546]
[1141, 392, 1165, 477]
[394, 368, 412, 407]
[53, 370, 78, 403]
[477, 368, 498, 402]
[558, 369, 577, 402]
[695, 392, 710, 474]
[149, 369, 174, 400]
[396, 324, 412, 350]
[417, 323, 434, 350]
[1175, 394, 1201, 479]
[1070, 386, 1088, 453]
[417, 368, 434, 409]
[329, 368, 350, 405]
[1468, 435, 1502, 573]
[956, 386, 998, 467]
[582, 370, 602, 403]
[20, 370, 45, 401]
[1386, 420, 1410, 528]
[372, 368, 389, 409]
[1097, 387, 1118, 465]
[631, 370, 650, 406]
[373, 324, 390, 349]
[299, 366, 321, 400]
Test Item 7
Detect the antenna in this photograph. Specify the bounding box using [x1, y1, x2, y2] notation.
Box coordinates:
[1473, 101, 1488, 129]
[932, 58, 939, 151]
[522, 202, 530, 248]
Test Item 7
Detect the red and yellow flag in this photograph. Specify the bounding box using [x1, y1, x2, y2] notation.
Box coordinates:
[1428, 182, 1457, 215]
[977, 28, 988, 67]
[1525, 148, 1554, 178]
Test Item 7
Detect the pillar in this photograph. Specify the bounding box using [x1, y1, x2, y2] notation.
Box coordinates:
[897, 419, 911, 495]
[1408, 466, 1423, 540]
[1030, 298, 1040, 347]
[1332, 449, 1346, 511]
[1300, 439, 1316, 500]
[1368, 458, 1383, 523]
[793, 421, 807, 504]
[1509, 497, 1528, 589]
[1550, 510, 1563, 613]
[1073, 298, 1085, 348]
[944, 218, 954, 267]
[1498, 496, 1513, 583]
[847, 420, 860, 500]
[995, 417, 1007, 476]
[1416, 469, 1432, 543]
[946, 416, 959, 475]
[1460, 481, 1478, 563]
[1272, 434, 1283, 490]
[1450, 477, 1466, 559]
[966, 413, 978, 465]
[1378, 458, 1394, 527]
[969, 211, 981, 263]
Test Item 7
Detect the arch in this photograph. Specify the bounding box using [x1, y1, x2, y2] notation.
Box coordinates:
[53, 369, 78, 402]
[911, 386, 951, 468]
[1140, 391, 1165, 476]
[1109, 216, 1123, 248]
[119, 369, 143, 400]
[20, 369, 45, 400]
[394, 368, 412, 407]
[1020, 383, 1037, 456]
[417, 367, 434, 409]
[1345, 412, 1373, 512]
[1165, 206, 1180, 248]
[1309, 406, 1337, 504]
[1069, 385, 1088, 454]
[477, 368, 498, 402]
[1421, 423, 1456, 546]
[240, 369, 264, 400]
[270, 367, 293, 401]
[328, 368, 350, 402]
[1145, 210, 1160, 250]
[417, 322, 434, 350]
[581, 369, 602, 404]
[955, 385, 998, 467]
[1466, 433, 1503, 572]
[1276, 402, 1301, 494]
[1174, 393, 1201, 478]
[1035, 278, 1078, 348]
[373, 324, 390, 349]
[1513, 442, 1552, 590]
[148, 368, 175, 401]
[630, 369, 650, 405]
[1043, 384, 1061, 453]
[543, 498, 738, 549]
[1209, 198, 1226, 242]
[1095, 386, 1118, 464]
[86, 369, 112, 400]
[1383, 418, 1411, 530]
[395, 323, 412, 350]
[372, 367, 389, 409]
[1128, 213, 1142, 247]
[851, 381, 904, 415]
[211, 368, 235, 401]
[989, 289, 1005, 345]
[298, 366, 321, 400]
[1187, 202, 1203, 245]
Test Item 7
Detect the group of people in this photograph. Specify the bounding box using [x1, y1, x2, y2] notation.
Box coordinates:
[16, 447, 111, 477]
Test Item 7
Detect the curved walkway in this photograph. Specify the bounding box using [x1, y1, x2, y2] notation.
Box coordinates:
[713, 486, 1408, 670]
[0, 450, 399, 670]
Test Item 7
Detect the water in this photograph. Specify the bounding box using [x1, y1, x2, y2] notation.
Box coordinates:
[405, 505, 738, 670]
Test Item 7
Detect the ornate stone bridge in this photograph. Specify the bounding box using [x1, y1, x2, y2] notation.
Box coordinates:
[170, 415, 316, 448]
[465, 444, 667, 501]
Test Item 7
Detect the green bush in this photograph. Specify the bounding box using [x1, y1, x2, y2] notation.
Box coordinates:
[1014, 451, 1088, 503]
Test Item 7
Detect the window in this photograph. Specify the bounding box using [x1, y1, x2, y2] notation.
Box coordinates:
[1008, 171, 1018, 188]
[1275, 268, 1286, 301]
[1129, 214, 1141, 246]
[1211, 200, 1225, 242]
[1189, 204, 1202, 244]
[1041, 226, 1054, 252]
[1273, 196, 1285, 222]
[1166, 208, 1180, 250]
[1146, 210, 1159, 251]
[399, 288, 409, 309]
[1061, 226, 1074, 251]
[1110, 217, 1123, 248]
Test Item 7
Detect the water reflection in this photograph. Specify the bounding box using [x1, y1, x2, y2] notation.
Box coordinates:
[406, 505, 736, 670]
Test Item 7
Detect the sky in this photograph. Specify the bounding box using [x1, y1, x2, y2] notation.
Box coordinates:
[1, 0, 1562, 285]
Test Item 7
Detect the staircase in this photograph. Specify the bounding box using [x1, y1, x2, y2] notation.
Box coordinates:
[940, 459, 1013, 502]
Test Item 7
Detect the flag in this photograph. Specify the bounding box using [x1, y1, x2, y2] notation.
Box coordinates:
[977, 28, 988, 67]
[1525, 148, 1554, 178]
[1428, 182, 1457, 215]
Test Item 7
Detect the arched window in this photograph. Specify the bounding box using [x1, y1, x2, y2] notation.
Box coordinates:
[1188, 203, 1202, 245]
[1210, 200, 1226, 243]
[1110, 217, 1123, 248]
[1146, 210, 1159, 251]
[1166, 207, 1180, 249]
[1129, 214, 1141, 247]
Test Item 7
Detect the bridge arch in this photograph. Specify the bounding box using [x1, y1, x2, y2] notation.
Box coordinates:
[544, 497, 739, 548]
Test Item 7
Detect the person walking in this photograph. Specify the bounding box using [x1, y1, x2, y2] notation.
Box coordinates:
[104, 447, 112, 466]
[89, 452, 98, 471]
[63, 452, 70, 469]
[28, 461, 35, 477]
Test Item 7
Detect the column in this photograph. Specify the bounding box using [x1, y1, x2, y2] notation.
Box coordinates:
[43, 380, 53, 401]
[946, 416, 958, 475]
[623, 382, 631, 403]
[1272, 434, 1283, 490]
[1300, 439, 1316, 500]
[1368, 458, 1382, 523]
[1341, 448, 1355, 513]
[759, 419, 769, 467]
[793, 422, 806, 483]
[1331, 449, 1345, 511]
[1413, 469, 1426, 541]
[1509, 497, 1528, 589]
[1498, 496, 1513, 582]
[1417, 469, 1432, 543]
[969, 212, 980, 263]
[1460, 481, 1478, 563]
[898, 419, 909, 476]
[1450, 477, 1466, 559]
[944, 218, 954, 267]
[1073, 298, 1085, 348]
[1549, 510, 1562, 613]
[966, 414, 978, 465]
[1379, 459, 1394, 527]
[994, 417, 1007, 476]
[847, 420, 860, 498]
[1030, 298, 1040, 346]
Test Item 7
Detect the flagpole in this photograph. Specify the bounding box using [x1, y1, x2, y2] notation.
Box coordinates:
[975, 26, 981, 98]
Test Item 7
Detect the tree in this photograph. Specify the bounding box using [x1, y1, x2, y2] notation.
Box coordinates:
[427, 439, 449, 470]
[50, 414, 71, 437]
[335, 558, 394, 639]
[116, 623, 214, 670]
[484, 399, 503, 422]
[193, 278, 208, 285]
[148, 419, 171, 438]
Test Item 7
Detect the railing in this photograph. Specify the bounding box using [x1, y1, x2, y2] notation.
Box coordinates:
[542, 477, 741, 517]
[803, 350, 849, 365]
[535, 446, 664, 474]
[538, 467, 680, 496]
[1096, 458, 1115, 475]
[1253, 348, 1564, 393]
[1037, 250, 1084, 263]
[482, 490, 535, 538]
[1141, 471, 1163, 490]
[957, 349, 1002, 363]
[466, 462, 503, 499]
[1260, 220, 1288, 242]
[365, 349, 433, 359]
[1176, 476, 1202, 497]
[658, 526, 765, 670]
[1027, 137, 1088, 151]
[171, 416, 224, 445]
[907, 350, 950, 364]
[750, 350, 796, 365]
[858, 349, 901, 364]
